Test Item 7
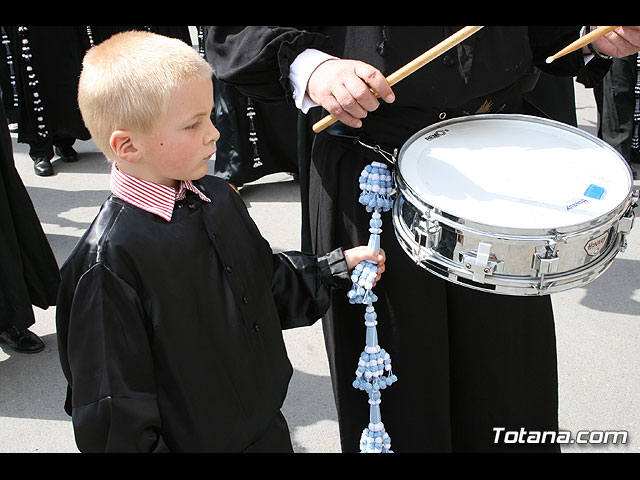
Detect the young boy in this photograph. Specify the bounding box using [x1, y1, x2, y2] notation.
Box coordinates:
[55, 31, 385, 453]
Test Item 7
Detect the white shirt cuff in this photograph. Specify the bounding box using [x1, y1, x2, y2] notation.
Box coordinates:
[580, 26, 595, 64]
[289, 49, 337, 113]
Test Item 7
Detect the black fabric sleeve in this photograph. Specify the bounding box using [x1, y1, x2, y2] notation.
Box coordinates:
[528, 26, 583, 75]
[64, 263, 169, 453]
[205, 26, 332, 102]
[271, 248, 351, 330]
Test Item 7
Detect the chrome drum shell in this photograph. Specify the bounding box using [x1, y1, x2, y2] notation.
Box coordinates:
[391, 115, 637, 296]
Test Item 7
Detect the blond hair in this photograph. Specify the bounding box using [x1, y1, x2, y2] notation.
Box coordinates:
[78, 30, 213, 162]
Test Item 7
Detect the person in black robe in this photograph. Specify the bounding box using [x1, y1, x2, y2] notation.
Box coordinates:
[0, 102, 59, 353]
[205, 26, 640, 453]
[210, 77, 299, 188]
[594, 53, 640, 177]
[0, 26, 19, 129]
[198, 26, 311, 249]
[56, 172, 381, 452]
[56, 30, 385, 452]
[88, 25, 192, 46]
[5, 26, 91, 176]
[210, 77, 312, 249]
[5, 26, 192, 178]
[203, 24, 298, 190]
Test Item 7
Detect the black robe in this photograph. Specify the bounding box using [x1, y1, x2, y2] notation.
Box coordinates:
[594, 54, 639, 164]
[0, 26, 19, 125]
[55, 174, 351, 452]
[5, 26, 192, 159]
[211, 76, 299, 186]
[5, 26, 91, 156]
[0, 102, 59, 331]
[88, 26, 192, 46]
[205, 26, 599, 453]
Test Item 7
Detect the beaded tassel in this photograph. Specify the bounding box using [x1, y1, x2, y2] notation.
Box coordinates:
[17, 26, 48, 140]
[246, 98, 263, 169]
[632, 53, 639, 154]
[1, 27, 19, 111]
[348, 161, 397, 453]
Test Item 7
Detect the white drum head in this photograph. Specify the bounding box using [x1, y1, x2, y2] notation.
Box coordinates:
[398, 115, 632, 230]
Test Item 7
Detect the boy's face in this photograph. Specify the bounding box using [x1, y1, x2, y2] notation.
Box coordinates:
[134, 77, 219, 188]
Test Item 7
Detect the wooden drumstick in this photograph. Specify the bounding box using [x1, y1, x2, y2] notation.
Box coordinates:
[311, 26, 484, 133]
[545, 26, 619, 63]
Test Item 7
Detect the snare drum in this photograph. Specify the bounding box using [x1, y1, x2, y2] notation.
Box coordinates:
[392, 114, 638, 296]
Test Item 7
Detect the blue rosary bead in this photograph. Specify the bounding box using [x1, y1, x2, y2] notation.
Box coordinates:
[370, 217, 383, 229]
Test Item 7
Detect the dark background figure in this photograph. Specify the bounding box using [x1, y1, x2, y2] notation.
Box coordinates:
[88, 26, 192, 46]
[210, 76, 299, 192]
[0, 102, 59, 353]
[201, 26, 312, 251]
[594, 53, 640, 178]
[3, 26, 192, 179]
[4, 26, 90, 177]
[0, 26, 19, 130]
[211, 76, 313, 248]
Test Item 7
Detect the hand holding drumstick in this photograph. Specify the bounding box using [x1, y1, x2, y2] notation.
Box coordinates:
[547, 26, 640, 63]
[309, 26, 484, 132]
[587, 26, 640, 58]
[307, 58, 396, 130]
[308, 26, 640, 131]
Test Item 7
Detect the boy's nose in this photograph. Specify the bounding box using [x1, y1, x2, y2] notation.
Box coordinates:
[206, 118, 220, 144]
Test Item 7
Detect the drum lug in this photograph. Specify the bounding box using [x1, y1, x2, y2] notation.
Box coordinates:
[460, 242, 503, 283]
[617, 206, 636, 253]
[618, 213, 634, 235]
[533, 253, 559, 275]
[618, 192, 637, 235]
[414, 219, 441, 249]
[532, 236, 560, 275]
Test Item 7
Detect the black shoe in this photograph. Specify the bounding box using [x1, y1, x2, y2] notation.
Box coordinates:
[32, 156, 54, 176]
[0, 326, 45, 353]
[54, 145, 78, 162]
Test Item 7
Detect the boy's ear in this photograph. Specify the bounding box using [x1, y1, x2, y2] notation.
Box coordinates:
[109, 130, 140, 163]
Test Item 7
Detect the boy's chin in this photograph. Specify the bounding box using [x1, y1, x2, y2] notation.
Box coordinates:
[192, 164, 209, 180]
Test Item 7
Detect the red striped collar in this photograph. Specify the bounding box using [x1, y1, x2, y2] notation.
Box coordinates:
[110, 163, 211, 222]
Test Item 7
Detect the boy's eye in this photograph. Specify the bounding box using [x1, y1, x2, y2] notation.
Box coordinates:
[186, 121, 199, 130]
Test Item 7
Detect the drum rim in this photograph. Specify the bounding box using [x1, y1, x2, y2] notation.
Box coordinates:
[394, 113, 634, 237]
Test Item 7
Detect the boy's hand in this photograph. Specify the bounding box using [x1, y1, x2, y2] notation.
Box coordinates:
[344, 246, 386, 287]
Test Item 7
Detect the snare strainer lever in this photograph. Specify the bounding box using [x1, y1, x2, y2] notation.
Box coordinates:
[461, 242, 503, 283]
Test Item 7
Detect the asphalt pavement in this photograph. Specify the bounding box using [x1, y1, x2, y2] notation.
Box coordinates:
[0, 80, 638, 453]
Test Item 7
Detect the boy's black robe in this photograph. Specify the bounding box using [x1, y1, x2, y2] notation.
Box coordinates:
[55, 174, 350, 452]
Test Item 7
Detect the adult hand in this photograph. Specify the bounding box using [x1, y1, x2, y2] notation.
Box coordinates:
[590, 26, 640, 58]
[307, 59, 395, 128]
